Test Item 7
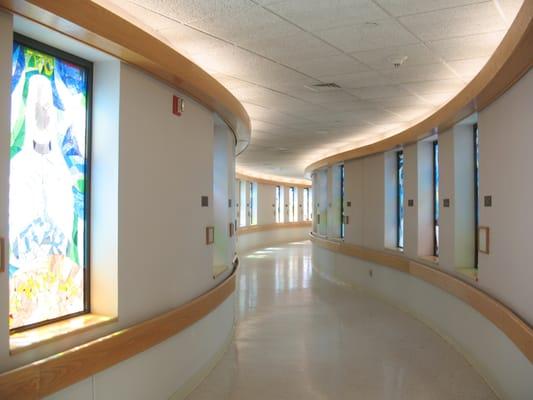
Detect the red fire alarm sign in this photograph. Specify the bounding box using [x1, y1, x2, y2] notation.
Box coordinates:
[172, 95, 184, 116]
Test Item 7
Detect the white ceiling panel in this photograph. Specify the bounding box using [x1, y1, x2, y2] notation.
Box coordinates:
[401, 78, 465, 95]
[189, 5, 301, 45]
[348, 84, 412, 99]
[447, 57, 490, 78]
[264, 0, 389, 31]
[373, 0, 484, 17]
[399, 2, 508, 41]
[241, 31, 341, 65]
[101, 0, 521, 179]
[129, 0, 254, 24]
[285, 54, 369, 78]
[384, 63, 458, 84]
[351, 43, 442, 70]
[315, 18, 420, 53]
[428, 30, 506, 61]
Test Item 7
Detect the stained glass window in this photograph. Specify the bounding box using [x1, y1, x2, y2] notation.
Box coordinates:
[9, 36, 92, 331]
[397, 151, 404, 249]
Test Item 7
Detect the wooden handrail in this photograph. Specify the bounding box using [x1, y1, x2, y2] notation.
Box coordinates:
[237, 221, 312, 235]
[310, 233, 533, 363]
[0, 0, 251, 155]
[0, 266, 237, 399]
[305, 0, 533, 173]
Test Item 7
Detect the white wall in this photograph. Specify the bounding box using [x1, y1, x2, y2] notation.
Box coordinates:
[312, 245, 533, 400]
[237, 226, 311, 254]
[478, 69, 533, 324]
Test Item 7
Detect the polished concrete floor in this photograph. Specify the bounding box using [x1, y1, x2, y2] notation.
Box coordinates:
[187, 241, 496, 400]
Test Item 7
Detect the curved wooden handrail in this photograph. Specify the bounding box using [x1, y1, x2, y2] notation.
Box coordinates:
[236, 173, 311, 188]
[0, 0, 251, 155]
[305, 0, 533, 173]
[0, 266, 237, 399]
[310, 233, 533, 363]
[237, 221, 312, 235]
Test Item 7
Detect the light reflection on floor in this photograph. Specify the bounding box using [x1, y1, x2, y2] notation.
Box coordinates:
[187, 240, 496, 400]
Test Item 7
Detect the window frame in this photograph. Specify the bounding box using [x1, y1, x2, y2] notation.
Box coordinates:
[432, 140, 439, 257]
[396, 151, 404, 249]
[275, 185, 281, 223]
[340, 164, 345, 238]
[10, 34, 94, 333]
[473, 124, 480, 268]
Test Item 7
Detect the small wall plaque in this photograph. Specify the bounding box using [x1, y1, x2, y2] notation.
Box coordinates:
[443, 198, 450, 207]
[478, 226, 490, 254]
[484, 195, 492, 207]
[201, 196, 209, 207]
[408, 199, 414, 207]
[347, 201, 351, 207]
[228, 199, 232, 208]
[229, 222, 234, 237]
[344, 215, 349, 225]
[206, 226, 214, 245]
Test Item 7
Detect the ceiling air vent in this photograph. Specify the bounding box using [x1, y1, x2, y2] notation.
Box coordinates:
[304, 82, 341, 92]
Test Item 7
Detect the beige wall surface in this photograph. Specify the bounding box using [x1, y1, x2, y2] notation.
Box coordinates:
[478, 69, 533, 324]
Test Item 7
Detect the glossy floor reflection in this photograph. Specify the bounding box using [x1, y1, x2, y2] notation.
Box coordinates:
[187, 241, 496, 400]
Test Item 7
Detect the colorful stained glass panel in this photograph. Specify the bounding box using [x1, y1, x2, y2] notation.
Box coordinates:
[9, 39, 90, 330]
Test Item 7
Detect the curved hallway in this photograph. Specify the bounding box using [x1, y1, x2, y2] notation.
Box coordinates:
[187, 241, 496, 400]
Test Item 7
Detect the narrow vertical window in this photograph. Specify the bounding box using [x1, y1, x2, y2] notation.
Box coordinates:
[249, 182, 257, 225]
[340, 165, 345, 238]
[397, 151, 404, 249]
[239, 180, 246, 227]
[288, 187, 295, 222]
[433, 140, 440, 257]
[275, 185, 281, 223]
[303, 188, 309, 221]
[309, 188, 313, 220]
[9, 36, 92, 331]
[474, 124, 480, 268]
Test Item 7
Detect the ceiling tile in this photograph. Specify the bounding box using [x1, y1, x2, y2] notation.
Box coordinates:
[348, 84, 412, 99]
[428, 31, 505, 61]
[285, 54, 369, 78]
[399, 2, 507, 41]
[401, 78, 465, 95]
[188, 5, 301, 45]
[447, 57, 489, 78]
[241, 31, 341, 65]
[383, 63, 458, 84]
[315, 18, 419, 53]
[373, 0, 483, 17]
[129, 0, 254, 24]
[351, 43, 442, 70]
[264, 0, 389, 31]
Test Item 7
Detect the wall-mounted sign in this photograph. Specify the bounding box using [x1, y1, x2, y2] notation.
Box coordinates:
[206, 226, 214, 245]
[478, 226, 490, 254]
